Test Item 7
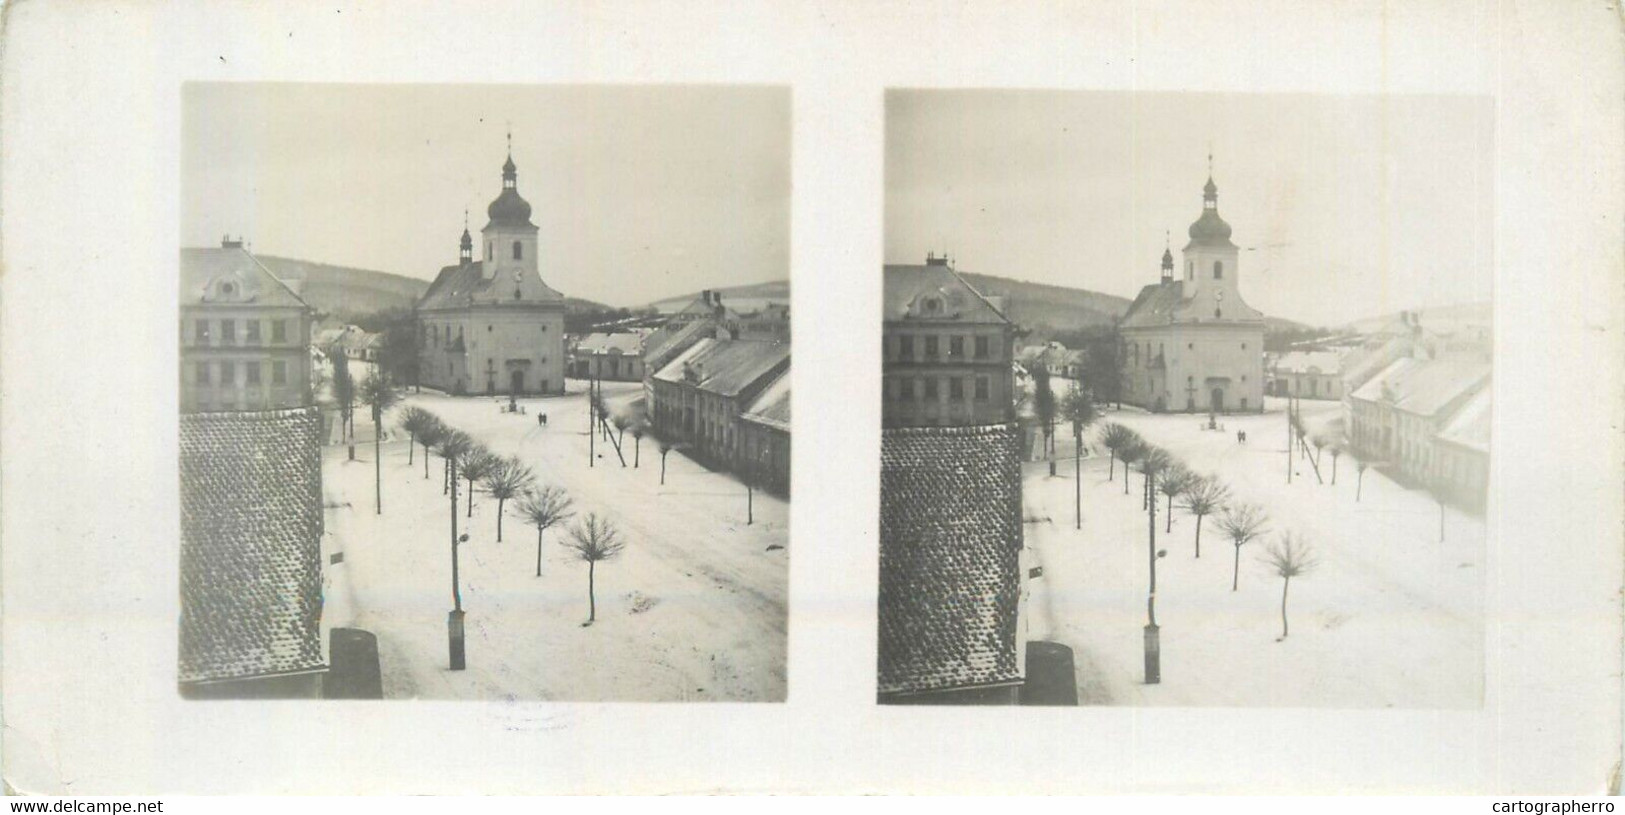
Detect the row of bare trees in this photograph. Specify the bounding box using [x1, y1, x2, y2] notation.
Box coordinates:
[383, 401, 625, 627]
[1095, 420, 1318, 642]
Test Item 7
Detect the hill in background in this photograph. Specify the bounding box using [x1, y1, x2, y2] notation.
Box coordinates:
[252, 254, 612, 321]
[647, 280, 790, 314]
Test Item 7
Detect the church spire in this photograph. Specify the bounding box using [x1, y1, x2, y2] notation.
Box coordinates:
[1160, 230, 1174, 282]
[459, 209, 473, 263]
[1203, 149, 1218, 207]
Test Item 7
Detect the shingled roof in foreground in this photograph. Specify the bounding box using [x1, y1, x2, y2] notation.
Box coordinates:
[879, 422, 1023, 696]
[179, 407, 326, 685]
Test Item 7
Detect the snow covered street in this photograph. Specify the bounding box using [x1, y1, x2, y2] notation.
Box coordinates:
[319, 379, 788, 701]
[1024, 396, 1485, 707]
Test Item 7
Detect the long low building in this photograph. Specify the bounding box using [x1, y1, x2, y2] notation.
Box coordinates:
[738, 371, 791, 496]
[571, 332, 647, 381]
[1348, 354, 1491, 508]
[649, 337, 790, 476]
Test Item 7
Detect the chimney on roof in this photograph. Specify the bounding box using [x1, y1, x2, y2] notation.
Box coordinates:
[221, 235, 244, 249]
[925, 251, 948, 266]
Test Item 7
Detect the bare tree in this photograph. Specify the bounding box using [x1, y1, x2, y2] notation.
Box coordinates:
[460, 447, 498, 518]
[630, 420, 646, 468]
[359, 371, 401, 515]
[1099, 422, 1139, 483]
[1260, 532, 1318, 639]
[1062, 380, 1098, 529]
[437, 429, 476, 612]
[417, 417, 446, 483]
[398, 406, 435, 467]
[1032, 364, 1057, 476]
[518, 486, 573, 577]
[1158, 463, 1195, 533]
[1355, 459, 1368, 501]
[1328, 440, 1343, 484]
[1138, 447, 1173, 513]
[1216, 502, 1269, 592]
[1182, 475, 1230, 559]
[563, 513, 626, 625]
[480, 457, 535, 542]
[1117, 440, 1145, 497]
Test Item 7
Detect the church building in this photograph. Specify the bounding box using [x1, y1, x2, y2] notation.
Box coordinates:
[1119, 170, 1265, 414]
[416, 147, 567, 396]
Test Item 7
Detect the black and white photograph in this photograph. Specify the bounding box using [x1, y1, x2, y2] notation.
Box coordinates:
[177, 84, 790, 701]
[880, 89, 1493, 707]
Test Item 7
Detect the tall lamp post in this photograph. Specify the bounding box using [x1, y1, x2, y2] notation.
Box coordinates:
[1144, 461, 1168, 684]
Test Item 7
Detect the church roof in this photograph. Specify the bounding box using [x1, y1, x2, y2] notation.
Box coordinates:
[180, 247, 311, 310]
[416, 260, 563, 311]
[1120, 278, 1266, 329]
[879, 422, 1023, 696]
[883, 262, 1010, 325]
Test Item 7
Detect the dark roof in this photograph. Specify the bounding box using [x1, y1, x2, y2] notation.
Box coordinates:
[879, 423, 1023, 695]
[652, 338, 789, 398]
[1119, 279, 1265, 329]
[179, 407, 326, 684]
[415, 260, 563, 311]
[180, 248, 311, 309]
[883, 264, 1010, 325]
[740, 370, 790, 431]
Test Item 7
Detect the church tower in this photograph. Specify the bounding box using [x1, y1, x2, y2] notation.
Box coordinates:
[480, 138, 540, 285]
[1181, 159, 1242, 320]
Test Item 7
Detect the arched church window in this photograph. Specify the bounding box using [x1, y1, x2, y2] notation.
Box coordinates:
[513, 241, 523, 260]
[1213, 261, 1223, 279]
[1215, 308, 1223, 319]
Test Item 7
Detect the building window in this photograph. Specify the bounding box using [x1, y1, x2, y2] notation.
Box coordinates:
[272, 361, 287, 385]
[246, 362, 261, 385]
[1188, 342, 1194, 350]
[899, 335, 914, 359]
[1241, 342, 1247, 350]
[246, 321, 261, 344]
[272, 320, 287, 343]
[1187, 261, 1193, 279]
[1213, 261, 1223, 279]
[196, 320, 210, 344]
[975, 336, 989, 359]
[220, 361, 235, 384]
[949, 377, 964, 400]
[221, 320, 235, 345]
[513, 241, 523, 260]
[196, 362, 211, 384]
[975, 376, 989, 401]
[900, 379, 916, 401]
[924, 378, 939, 400]
[925, 336, 939, 358]
[949, 336, 964, 358]
[1215, 308, 1223, 319]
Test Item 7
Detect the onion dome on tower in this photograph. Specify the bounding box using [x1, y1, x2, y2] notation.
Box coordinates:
[1187, 160, 1234, 247]
[485, 151, 535, 229]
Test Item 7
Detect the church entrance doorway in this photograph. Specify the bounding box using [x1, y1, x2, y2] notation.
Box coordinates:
[1211, 387, 1225, 413]
[510, 369, 525, 396]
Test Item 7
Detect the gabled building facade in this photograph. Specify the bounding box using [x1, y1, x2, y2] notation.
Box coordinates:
[1119, 173, 1265, 414]
[180, 240, 315, 413]
[882, 256, 1017, 428]
[416, 150, 567, 396]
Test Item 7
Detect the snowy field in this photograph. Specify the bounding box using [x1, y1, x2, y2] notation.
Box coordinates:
[1024, 395, 1484, 708]
[319, 375, 788, 702]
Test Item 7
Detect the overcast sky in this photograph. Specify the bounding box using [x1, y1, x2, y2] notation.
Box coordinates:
[886, 90, 1494, 327]
[183, 84, 790, 308]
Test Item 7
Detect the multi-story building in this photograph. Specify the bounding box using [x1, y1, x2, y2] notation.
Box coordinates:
[1269, 350, 1345, 399]
[881, 256, 1016, 428]
[878, 257, 1027, 704]
[738, 370, 791, 496]
[416, 150, 567, 396]
[1119, 172, 1266, 414]
[648, 338, 790, 470]
[1348, 356, 1490, 491]
[180, 239, 315, 412]
[572, 332, 648, 381]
